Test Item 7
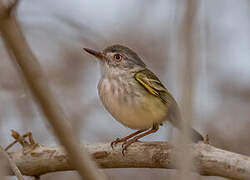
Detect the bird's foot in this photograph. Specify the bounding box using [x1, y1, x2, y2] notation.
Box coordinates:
[121, 138, 139, 156]
[111, 130, 146, 150]
[111, 138, 126, 149]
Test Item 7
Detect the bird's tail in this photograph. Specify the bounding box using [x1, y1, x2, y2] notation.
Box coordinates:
[191, 128, 204, 143]
[169, 104, 204, 143]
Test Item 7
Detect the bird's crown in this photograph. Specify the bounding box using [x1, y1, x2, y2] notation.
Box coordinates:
[103, 44, 146, 68]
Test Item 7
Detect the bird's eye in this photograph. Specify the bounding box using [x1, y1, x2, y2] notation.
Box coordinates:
[113, 54, 122, 61]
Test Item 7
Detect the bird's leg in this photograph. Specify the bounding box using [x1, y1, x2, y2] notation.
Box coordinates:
[111, 129, 146, 148]
[122, 124, 159, 156]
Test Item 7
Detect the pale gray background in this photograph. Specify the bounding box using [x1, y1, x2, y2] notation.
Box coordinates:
[1, 0, 250, 179]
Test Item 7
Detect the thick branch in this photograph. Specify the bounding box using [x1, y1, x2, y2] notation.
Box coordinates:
[4, 142, 250, 180]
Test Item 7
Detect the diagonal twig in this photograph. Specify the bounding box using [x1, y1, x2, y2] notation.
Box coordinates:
[0, 145, 25, 180]
[0, 1, 105, 180]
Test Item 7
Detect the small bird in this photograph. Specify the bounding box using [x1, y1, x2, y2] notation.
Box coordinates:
[84, 45, 203, 154]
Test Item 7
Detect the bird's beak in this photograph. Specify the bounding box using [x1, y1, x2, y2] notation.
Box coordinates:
[83, 48, 106, 61]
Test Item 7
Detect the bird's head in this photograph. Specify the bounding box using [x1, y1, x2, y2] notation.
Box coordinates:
[84, 44, 146, 73]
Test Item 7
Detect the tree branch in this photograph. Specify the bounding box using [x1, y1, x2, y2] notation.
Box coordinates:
[3, 142, 250, 180]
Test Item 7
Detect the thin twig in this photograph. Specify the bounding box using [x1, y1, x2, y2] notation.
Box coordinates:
[0, 1, 105, 180]
[177, 0, 201, 179]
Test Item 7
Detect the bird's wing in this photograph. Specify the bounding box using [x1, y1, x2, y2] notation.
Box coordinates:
[135, 69, 184, 130]
[135, 69, 175, 105]
[135, 69, 204, 142]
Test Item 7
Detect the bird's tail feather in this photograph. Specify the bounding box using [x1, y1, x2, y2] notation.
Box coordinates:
[191, 128, 204, 142]
[169, 105, 204, 143]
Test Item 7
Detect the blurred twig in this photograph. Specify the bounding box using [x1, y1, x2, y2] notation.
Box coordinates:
[0, 145, 25, 180]
[177, 0, 200, 179]
[0, 1, 105, 180]
[3, 142, 250, 180]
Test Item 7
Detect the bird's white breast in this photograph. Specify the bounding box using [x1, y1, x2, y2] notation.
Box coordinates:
[98, 71, 167, 130]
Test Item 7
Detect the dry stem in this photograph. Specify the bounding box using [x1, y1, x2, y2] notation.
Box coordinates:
[0, 1, 105, 179]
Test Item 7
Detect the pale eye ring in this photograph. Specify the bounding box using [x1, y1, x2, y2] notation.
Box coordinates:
[113, 54, 122, 61]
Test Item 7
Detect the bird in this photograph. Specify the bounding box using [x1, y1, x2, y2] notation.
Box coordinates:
[83, 44, 203, 154]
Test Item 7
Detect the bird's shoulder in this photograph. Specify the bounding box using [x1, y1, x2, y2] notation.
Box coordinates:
[134, 68, 176, 105]
[134, 69, 166, 93]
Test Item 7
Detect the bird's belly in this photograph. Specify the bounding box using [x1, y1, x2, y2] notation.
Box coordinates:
[108, 101, 166, 130]
[98, 79, 167, 130]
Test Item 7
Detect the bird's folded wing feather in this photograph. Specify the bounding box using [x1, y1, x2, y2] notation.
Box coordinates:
[135, 70, 203, 141]
[135, 69, 176, 105]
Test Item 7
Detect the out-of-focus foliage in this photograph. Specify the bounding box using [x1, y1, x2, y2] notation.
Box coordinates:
[0, 0, 249, 179]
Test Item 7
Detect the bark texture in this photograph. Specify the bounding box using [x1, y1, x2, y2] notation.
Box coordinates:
[4, 142, 250, 180]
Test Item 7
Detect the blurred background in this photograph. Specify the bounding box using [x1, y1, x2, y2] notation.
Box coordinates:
[1, 0, 250, 179]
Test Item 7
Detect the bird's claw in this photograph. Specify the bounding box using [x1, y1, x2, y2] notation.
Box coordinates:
[111, 138, 123, 149]
[121, 139, 140, 156]
[122, 146, 127, 156]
